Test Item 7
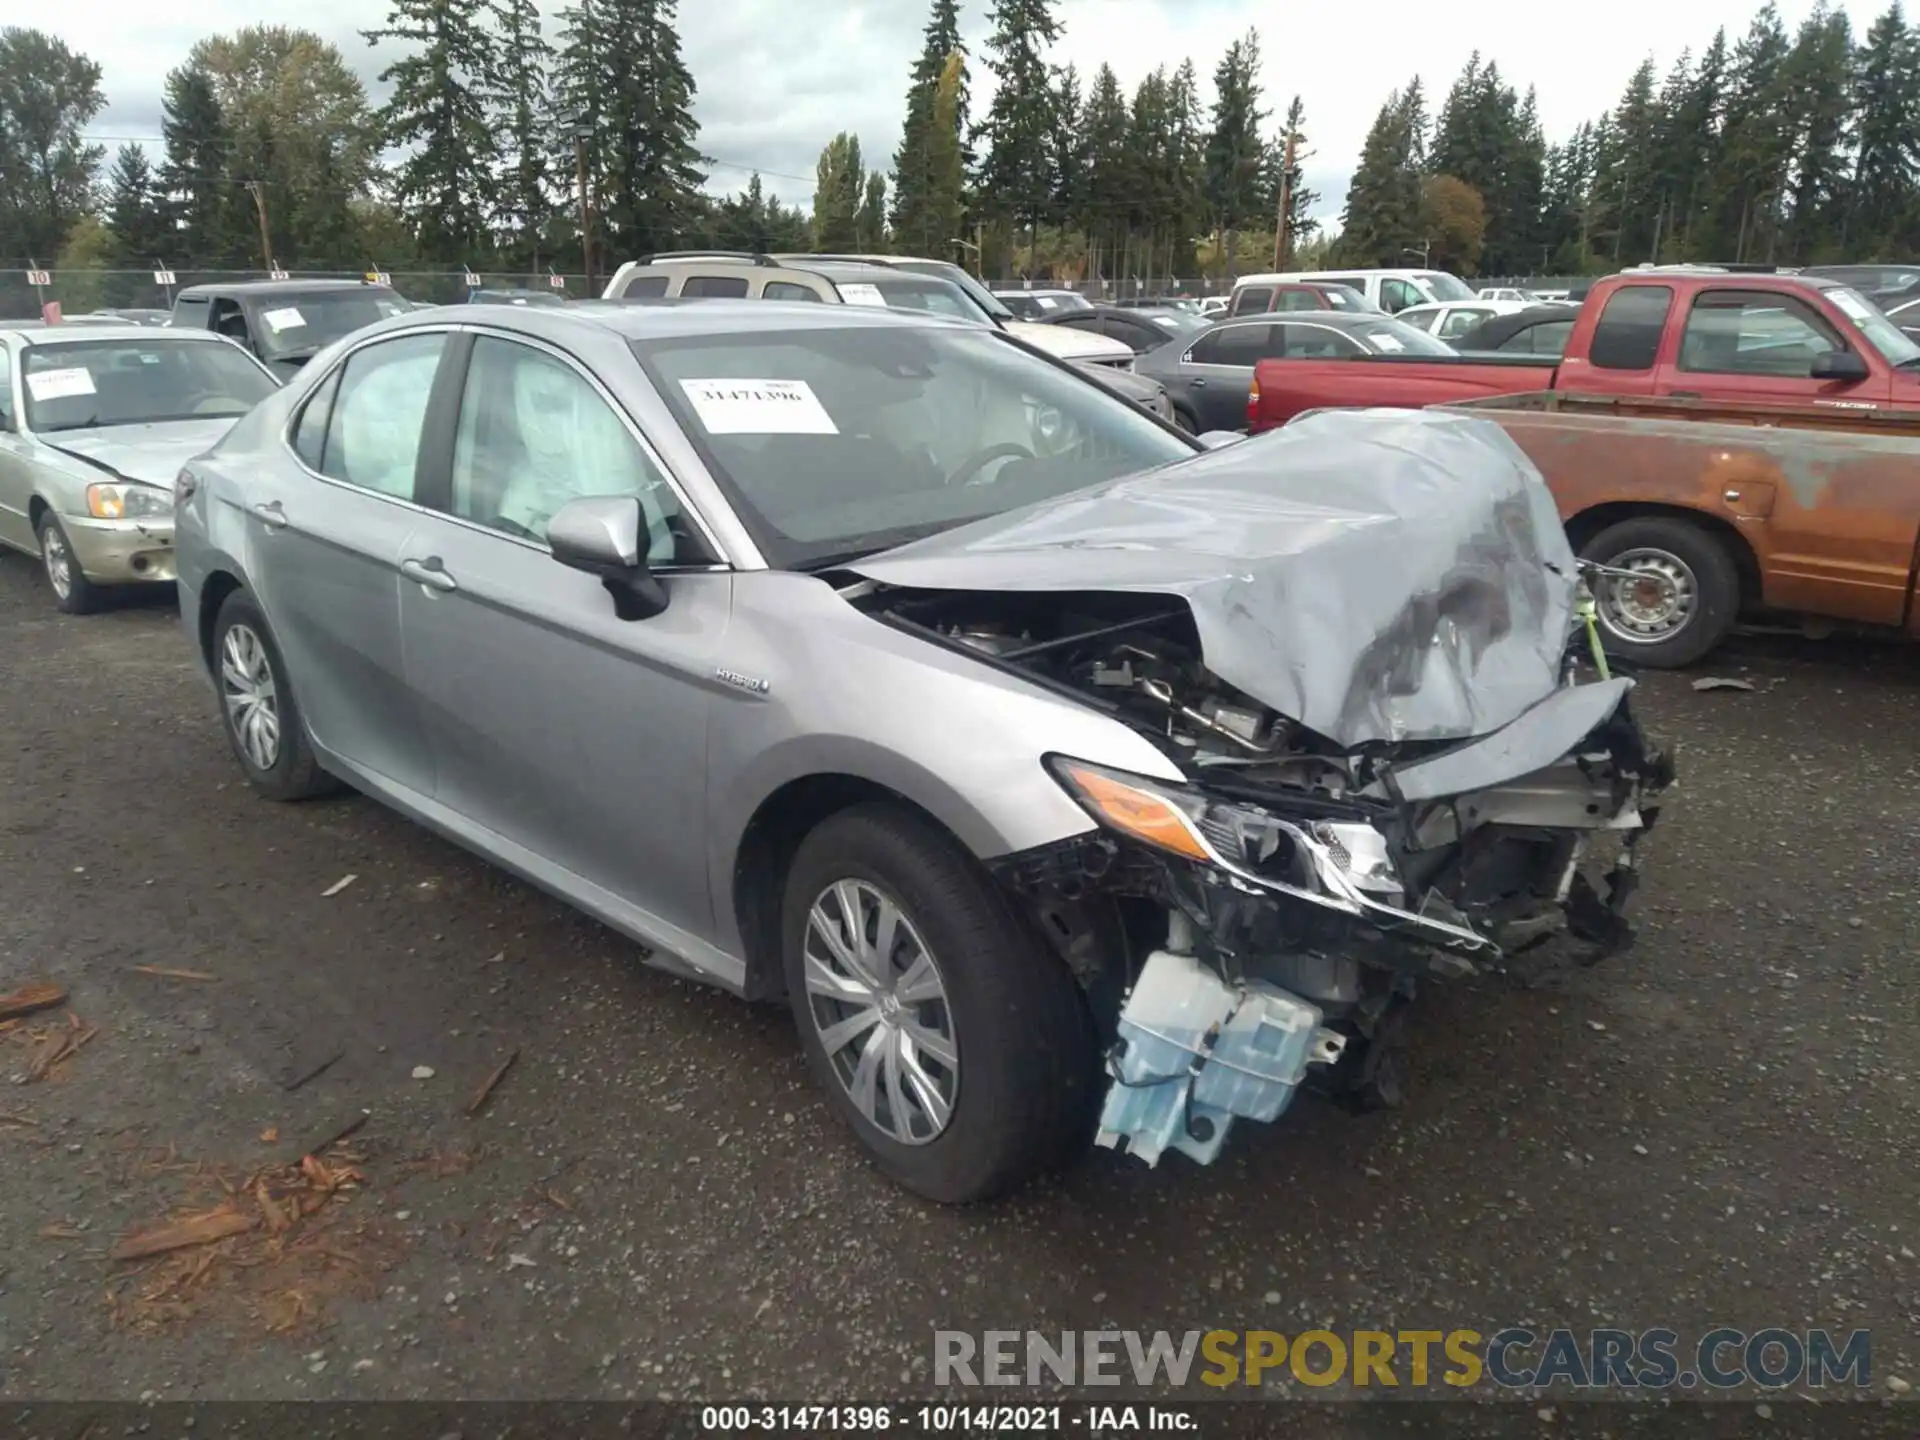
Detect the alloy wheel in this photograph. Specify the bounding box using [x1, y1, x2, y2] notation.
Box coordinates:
[220, 623, 282, 771]
[802, 879, 959, 1145]
[40, 525, 72, 600]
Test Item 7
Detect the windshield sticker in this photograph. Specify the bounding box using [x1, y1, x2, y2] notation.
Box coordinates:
[25, 367, 97, 401]
[837, 282, 888, 308]
[679, 378, 839, 435]
[262, 307, 307, 332]
[1036, 296, 1060, 310]
[1372, 332, 1405, 352]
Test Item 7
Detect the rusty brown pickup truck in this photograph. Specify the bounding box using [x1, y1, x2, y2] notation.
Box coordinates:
[1443, 390, 1920, 666]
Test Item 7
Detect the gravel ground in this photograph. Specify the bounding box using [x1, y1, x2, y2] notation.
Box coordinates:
[0, 553, 1915, 1430]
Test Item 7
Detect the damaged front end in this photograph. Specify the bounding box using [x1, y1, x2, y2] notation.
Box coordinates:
[847, 410, 1678, 1168]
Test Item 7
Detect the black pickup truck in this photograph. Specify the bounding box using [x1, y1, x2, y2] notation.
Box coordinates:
[170, 280, 412, 377]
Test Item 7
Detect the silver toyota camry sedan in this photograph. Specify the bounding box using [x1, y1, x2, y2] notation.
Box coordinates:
[0, 323, 279, 613]
[174, 301, 1672, 1202]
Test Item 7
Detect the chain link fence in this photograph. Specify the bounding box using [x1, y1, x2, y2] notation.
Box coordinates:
[1, 268, 595, 320]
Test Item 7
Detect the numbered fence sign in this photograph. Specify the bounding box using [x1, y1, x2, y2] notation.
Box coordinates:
[463, 271, 482, 288]
[153, 269, 177, 286]
[365, 271, 392, 286]
[26, 269, 51, 287]
[269, 267, 290, 281]
[548, 273, 567, 289]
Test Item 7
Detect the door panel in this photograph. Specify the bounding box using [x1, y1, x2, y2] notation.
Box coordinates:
[1181, 324, 1270, 430]
[246, 332, 445, 794]
[1657, 289, 1889, 408]
[399, 333, 728, 940]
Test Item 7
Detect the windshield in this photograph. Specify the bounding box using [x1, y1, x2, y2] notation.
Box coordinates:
[837, 277, 992, 324]
[1316, 285, 1374, 312]
[633, 324, 1196, 568]
[252, 290, 412, 358]
[1826, 285, 1920, 367]
[1353, 319, 1457, 355]
[1420, 272, 1477, 303]
[21, 339, 277, 433]
[890, 260, 1014, 322]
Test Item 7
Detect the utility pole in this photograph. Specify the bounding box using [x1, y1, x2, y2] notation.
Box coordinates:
[242, 180, 274, 274]
[1271, 129, 1300, 271]
[573, 119, 595, 293]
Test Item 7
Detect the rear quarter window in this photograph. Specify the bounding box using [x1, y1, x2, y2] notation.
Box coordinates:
[1589, 285, 1673, 370]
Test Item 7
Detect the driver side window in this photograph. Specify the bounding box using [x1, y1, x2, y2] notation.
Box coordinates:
[447, 337, 693, 563]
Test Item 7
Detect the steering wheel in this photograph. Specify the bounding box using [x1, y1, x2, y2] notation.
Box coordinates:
[945, 442, 1034, 487]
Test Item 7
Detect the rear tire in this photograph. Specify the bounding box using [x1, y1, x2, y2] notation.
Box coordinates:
[1580, 516, 1741, 669]
[781, 803, 1098, 1203]
[211, 590, 339, 802]
[1170, 405, 1197, 434]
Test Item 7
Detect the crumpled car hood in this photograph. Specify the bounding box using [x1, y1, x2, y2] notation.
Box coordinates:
[851, 408, 1580, 748]
[46, 419, 237, 490]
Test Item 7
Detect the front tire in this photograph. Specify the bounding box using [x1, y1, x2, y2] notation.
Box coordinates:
[781, 804, 1097, 1204]
[37, 514, 106, 615]
[1580, 516, 1741, 669]
[211, 590, 338, 801]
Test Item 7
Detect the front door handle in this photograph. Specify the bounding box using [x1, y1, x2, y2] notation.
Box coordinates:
[401, 556, 458, 592]
[250, 500, 288, 530]
[1189, 377, 1209, 389]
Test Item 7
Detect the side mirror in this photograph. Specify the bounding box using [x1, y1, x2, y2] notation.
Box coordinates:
[548, 495, 668, 621]
[1810, 350, 1869, 382]
[1195, 430, 1245, 450]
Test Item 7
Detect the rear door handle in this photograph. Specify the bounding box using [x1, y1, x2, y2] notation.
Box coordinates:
[250, 500, 288, 530]
[401, 557, 458, 592]
[1189, 377, 1208, 389]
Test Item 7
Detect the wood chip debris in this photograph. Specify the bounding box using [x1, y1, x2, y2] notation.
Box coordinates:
[321, 874, 358, 897]
[110, 1207, 257, 1262]
[132, 965, 217, 982]
[1692, 676, 1756, 692]
[0, 982, 68, 1023]
[465, 1048, 519, 1116]
[28, 1011, 98, 1082]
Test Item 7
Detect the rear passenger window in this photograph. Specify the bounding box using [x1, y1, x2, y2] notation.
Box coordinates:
[319, 333, 444, 499]
[1589, 285, 1672, 370]
[1189, 324, 1271, 367]
[1230, 287, 1274, 316]
[680, 275, 750, 298]
[763, 282, 822, 302]
[290, 367, 343, 470]
[618, 275, 670, 298]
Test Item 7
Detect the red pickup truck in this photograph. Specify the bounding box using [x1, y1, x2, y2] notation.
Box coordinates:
[1245, 270, 1920, 430]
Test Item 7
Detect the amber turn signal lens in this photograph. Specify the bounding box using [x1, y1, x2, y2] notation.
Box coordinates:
[1057, 763, 1211, 863]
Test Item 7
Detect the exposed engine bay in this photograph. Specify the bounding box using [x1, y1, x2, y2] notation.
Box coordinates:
[859, 584, 1677, 1165]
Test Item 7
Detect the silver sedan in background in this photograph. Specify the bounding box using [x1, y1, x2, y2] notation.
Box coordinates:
[0, 324, 279, 613]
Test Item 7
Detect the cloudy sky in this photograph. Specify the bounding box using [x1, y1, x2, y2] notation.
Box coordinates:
[65, 0, 1877, 227]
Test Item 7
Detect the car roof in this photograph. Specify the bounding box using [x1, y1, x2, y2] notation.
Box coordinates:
[1219, 309, 1399, 329]
[12, 322, 230, 346]
[382, 298, 977, 343]
[177, 279, 393, 297]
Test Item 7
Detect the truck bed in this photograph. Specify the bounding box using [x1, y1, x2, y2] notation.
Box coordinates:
[1443, 397, 1920, 634]
[1250, 354, 1555, 425]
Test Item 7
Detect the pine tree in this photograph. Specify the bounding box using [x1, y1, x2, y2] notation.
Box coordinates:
[105, 144, 169, 263]
[1589, 59, 1662, 264]
[919, 52, 967, 263]
[488, 0, 556, 268]
[890, 0, 968, 255]
[977, 0, 1062, 254]
[0, 28, 107, 262]
[1203, 29, 1267, 267]
[555, 0, 706, 261]
[1848, 3, 1916, 253]
[1782, 3, 1855, 261]
[158, 63, 235, 262]
[364, 0, 501, 263]
[1715, 3, 1794, 262]
[1050, 63, 1084, 235]
[812, 132, 865, 251]
[708, 173, 810, 253]
[858, 171, 888, 251]
[1267, 95, 1319, 264]
[1074, 64, 1130, 280]
[1338, 80, 1426, 265]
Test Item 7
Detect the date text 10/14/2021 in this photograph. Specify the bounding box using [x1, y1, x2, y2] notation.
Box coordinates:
[700, 1406, 1194, 1433]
